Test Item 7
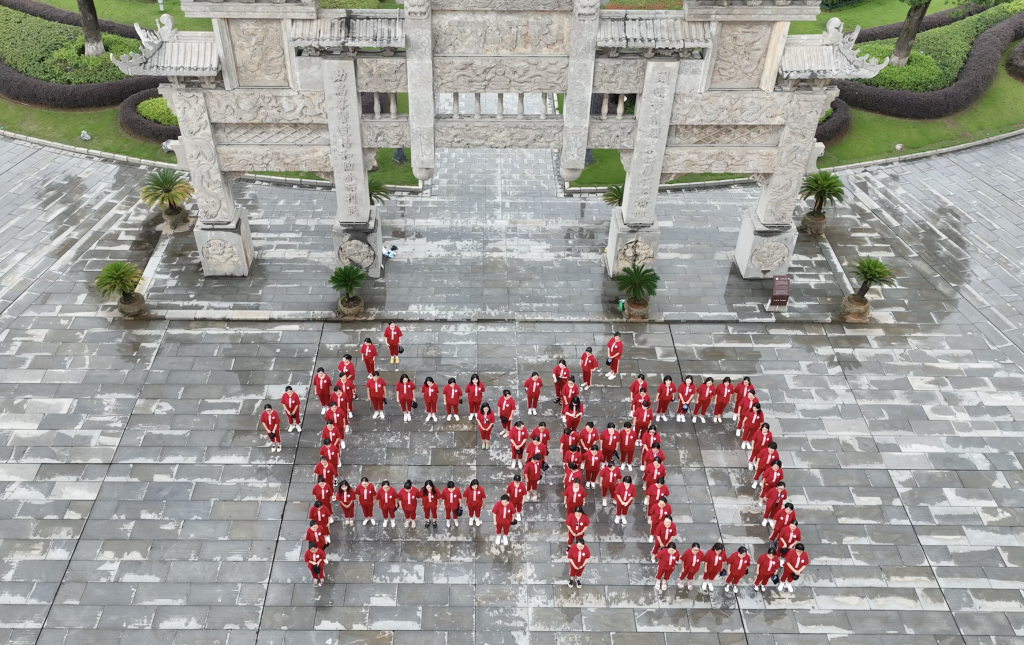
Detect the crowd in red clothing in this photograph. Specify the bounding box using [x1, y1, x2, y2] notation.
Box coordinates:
[293, 325, 809, 592]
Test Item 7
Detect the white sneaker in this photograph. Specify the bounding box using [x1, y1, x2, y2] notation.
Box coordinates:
[502, 535, 509, 545]
[762, 518, 768, 526]
[363, 518, 370, 526]
[341, 441, 346, 449]
[752, 481, 758, 489]
[620, 517, 627, 525]
[603, 498, 608, 507]
[648, 535, 654, 543]
[778, 583, 785, 592]
[454, 519, 459, 527]
[700, 416, 705, 423]
[370, 519, 377, 525]
[321, 406, 327, 415]
[736, 428, 742, 437]
[392, 519, 397, 528]
[266, 442, 273, 448]
[295, 426, 302, 433]
[613, 516, 620, 524]
[748, 463, 754, 471]
[287, 424, 294, 433]
[447, 415, 452, 421]
[455, 415, 460, 421]
[446, 520, 451, 528]
[348, 412, 353, 418]
[496, 535, 502, 544]
[676, 415, 682, 422]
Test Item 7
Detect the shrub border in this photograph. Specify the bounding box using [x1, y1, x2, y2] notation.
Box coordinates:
[814, 97, 851, 145]
[837, 12, 1024, 119]
[0, 0, 137, 38]
[1007, 39, 1024, 81]
[119, 88, 180, 142]
[855, 4, 984, 42]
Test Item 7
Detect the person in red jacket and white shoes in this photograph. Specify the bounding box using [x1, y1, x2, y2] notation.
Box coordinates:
[281, 386, 302, 433]
[259, 404, 281, 452]
[579, 347, 599, 390]
[654, 542, 681, 591]
[753, 547, 780, 592]
[383, 322, 403, 364]
[724, 546, 751, 593]
[312, 367, 332, 414]
[491, 494, 515, 545]
[359, 338, 378, 374]
[779, 543, 810, 593]
[523, 372, 543, 415]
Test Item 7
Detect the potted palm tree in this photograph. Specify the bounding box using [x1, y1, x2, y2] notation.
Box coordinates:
[614, 262, 659, 320]
[603, 185, 624, 207]
[841, 257, 896, 320]
[368, 178, 391, 206]
[330, 264, 367, 316]
[140, 169, 195, 228]
[798, 170, 845, 236]
[95, 261, 145, 316]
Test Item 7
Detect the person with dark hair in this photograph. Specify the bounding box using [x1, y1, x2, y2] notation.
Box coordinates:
[442, 481, 462, 529]
[599, 459, 621, 508]
[356, 477, 376, 526]
[678, 542, 703, 590]
[509, 420, 529, 470]
[476, 403, 495, 450]
[497, 390, 517, 438]
[724, 546, 750, 592]
[335, 480, 355, 525]
[565, 397, 583, 433]
[383, 322, 403, 364]
[399, 480, 421, 528]
[605, 332, 623, 379]
[314, 455, 337, 490]
[634, 400, 653, 435]
[579, 347, 598, 390]
[524, 372, 543, 415]
[712, 376, 734, 424]
[600, 422, 619, 464]
[579, 421, 599, 452]
[763, 482, 788, 527]
[736, 388, 759, 436]
[506, 474, 526, 522]
[655, 375, 676, 422]
[335, 371, 355, 423]
[560, 376, 580, 416]
[654, 542, 680, 590]
[733, 376, 753, 421]
[524, 454, 543, 501]
[749, 423, 773, 469]
[443, 378, 462, 421]
[648, 495, 672, 532]
[421, 480, 439, 528]
[308, 500, 331, 529]
[778, 519, 801, 554]
[321, 418, 343, 454]
[676, 375, 695, 423]
[568, 538, 591, 587]
[421, 377, 439, 423]
[376, 480, 398, 528]
[613, 475, 636, 524]
[304, 541, 326, 586]
[753, 546, 779, 592]
[313, 367, 332, 414]
[566, 507, 589, 546]
[337, 354, 356, 381]
[651, 514, 677, 559]
[312, 477, 334, 524]
[319, 437, 339, 469]
[618, 422, 637, 471]
[741, 403, 765, 447]
[281, 386, 302, 433]
[583, 444, 602, 490]
[366, 371, 387, 420]
[700, 543, 727, 593]
[396, 374, 416, 423]
[779, 543, 809, 592]
[694, 377, 715, 422]
[492, 493, 515, 545]
[770, 502, 796, 542]
[465, 374, 485, 415]
[759, 461, 785, 502]
[564, 479, 586, 517]
[359, 338, 378, 374]
[305, 520, 329, 555]
[259, 403, 281, 452]
[464, 479, 486, 526]
[553, 359, 570, 399]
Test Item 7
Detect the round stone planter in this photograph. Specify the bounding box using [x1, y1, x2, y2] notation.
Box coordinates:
[162, 208, 189, 229]
[801, 212, 827, 236]
[623, 297, 650, 320]
[840, 294, 870, 321]
[337, 295, 364, 316]
[117, 293, 146, 317]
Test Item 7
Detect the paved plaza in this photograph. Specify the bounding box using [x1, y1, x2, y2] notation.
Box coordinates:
[2, 134, 1024, 645]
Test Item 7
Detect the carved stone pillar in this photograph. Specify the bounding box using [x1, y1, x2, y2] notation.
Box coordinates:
[605, 60, 677, 277]
[734, 90, 829, 279]
[322, 58, 382, 278]
[165, 86, 254, 277]
[404, 0, 435, 182]
[559, 0, 601, 182]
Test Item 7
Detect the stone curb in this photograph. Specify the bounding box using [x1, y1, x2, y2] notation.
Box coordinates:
[144, 309, 834, 323]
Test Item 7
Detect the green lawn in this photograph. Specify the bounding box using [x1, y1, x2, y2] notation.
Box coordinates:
[371, 148, 417, 186]
[788, 0, 944, 35]
[570, 149, 746, 187]
[36, 0, 211, 31]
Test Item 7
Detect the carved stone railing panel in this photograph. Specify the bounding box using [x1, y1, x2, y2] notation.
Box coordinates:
[592, 58, 645, 94]
[670, 92, 791, 125]
[361, 120, 411, 148]
[204, 89, 328, 123]
[226, 19, 290, 87]
[662, 146, 776, 174]
[668, 124, 780, 147]
[356, 58, 409, 92]
[433, 58, 569, 93]
[212, 123, 330, 145]
[587, 120, 635, 148]
[431, 11, 573, 55]
[710, 21, 771, 90]
[435, 120, 563, 148]
[431, 0, 575, 9]
[217, 145, 333, 171]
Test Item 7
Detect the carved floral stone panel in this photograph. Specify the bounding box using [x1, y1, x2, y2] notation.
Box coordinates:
[361, 120, 411, 148]
[432, 11, 572, 55]
[433, 58, 569, 92]
[710, 21, 771, 90]
[670, 91, 791, 125]
[432, 0, 574, 8]
[227, 19, 289, 87]
[435, 121, 563, 148]
[593, 58, 645, 93]
[205, 90, 328, 124]
[662, 146, 776, 174]
[217, 145, 333, 171]
[356, 58, 409, 92]
[588, 120, 635, 149]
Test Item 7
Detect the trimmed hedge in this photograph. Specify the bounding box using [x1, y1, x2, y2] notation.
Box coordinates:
[838, 11, 1024, 119]
[137, 96, 177, 125]
[814, 98, 851, 145]
[1008, 39, 1024, 81]
[856, 4, 984, 42]
[119, 87, 180, 142]
[0, 0, 137, 38]
[0, 57, 161, 107]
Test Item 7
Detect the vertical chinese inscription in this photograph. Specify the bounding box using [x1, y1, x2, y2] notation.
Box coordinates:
[405, 1, 435, 181]
[558, 0, 600, 182]
[322, 59, 370, 223]
[621, 61, 678, 225]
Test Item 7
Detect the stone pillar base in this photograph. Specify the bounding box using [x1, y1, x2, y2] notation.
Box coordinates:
[334, 207, 382, 279]
[605, 207, 660, 277]
[733, 210, 797, 279]
[195, 213, 254, 277]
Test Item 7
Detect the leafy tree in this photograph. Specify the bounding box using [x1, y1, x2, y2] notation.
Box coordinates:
[614, 263, 660, 304]
[603, 184, 624, 207]
[140, 169, 194, 218]
[852, 257, 897, 298]
[368, 177, 390, 206]
[95, 261, 142, 303]
[76, 0, 104, 57]
[329, 265, 366, 301]
[799, 170, 845, 216]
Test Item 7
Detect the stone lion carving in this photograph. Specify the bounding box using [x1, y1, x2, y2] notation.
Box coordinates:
[616, 238, 654, 271]
[201, 239, 240, 272]
[749, 239, 789, 272]
[405, 0, 429, 19]
[338, 239, 375, 270]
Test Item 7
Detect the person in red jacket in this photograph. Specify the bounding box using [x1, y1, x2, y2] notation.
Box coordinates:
[524, 454, 543, 501]
[694, 377, 715, 422]
[736, 389, 760, 437]
[568, 538, 591, 588]
[376, 480, 398, 528]
[770, 503, 796, 542]
[741, 404, 765, 447]
[552, 360, 570, 399]
[305, 520, 329, 554]
[398, 480, 421, 528]
[700, 543, 727, 592]
[337, 372, 356, 423]
[654, 376, 676, 422]
[443, 378, 462, 421]
[320, 439, 340, 469]
[605, 332, 623, 379]
[396, 374, 416, 423]
[560, 376, 580, 413]
[476, 403, 496, 450]
[309, 500, 331, 529]
[579, 422, 599, 451]
[465, 374, 485, 415]
[651, 515, 677, 559]
[304, 541, 326, 586]
[523, 372, 543, 415]
[643, 458, 666, 493]
[564, 397, 583, 433]
[313, 456, 337, 490]
[421, 480, 439, 528]
[281, 386, 302, 433]
[629, 374, 648, 415]
[506, 474, 527, 522]
[599, 423, 618, 464]
[613, 475, 635, 525]
[525, 435, 547, 473]
[421, 376, 439, 423]
[634, 401, 653, 435]
[778, 519, 802, 554]
[335, 480, 355, 525]
[763, 482, 788, 526]
[531, 421, 551, 452]
[356, 477, 376, 526]
[753, 442, 781, 486]
[678, 542, 704, 590]
[724, 546, 750, 592]
[654, 542, 681, 590]
[383, 322, 402, 364]
[599, 459, 621, 507]
[312, 477, 334, 521]
[675, 375, 696, 423]
[497, 390, 517, 438]
[321, 419, 343, 453]
[583, 445, 602, 489]
[463, 479, 486, 526]
[509, 421, 529, 470]
[313, 367, 332, 414]
[779, 543, 809, 592]
[564, 479, 586, 517]
[733, 376, 753, 421]
[359, 338, 378, 373]
[366, 372, 387, 420]
[259, 404, 281, 452]
[749, 423, 773, 470]
[712, 376, 734, 424]
[759, 462, 785, 501]
[619, 422, 638, 471]
[648, 496, 672, 532]
[753, 547, 780, 592]
[338, 354, 356, 382]
[566, 507, 589, 546]
[579, 347, 598, 390]
[645, 478, 669, 511]
[491, 494, 515, 545]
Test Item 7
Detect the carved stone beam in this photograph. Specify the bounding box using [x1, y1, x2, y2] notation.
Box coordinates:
[404, 0, 435, 181]
[559, 0, 602, 182]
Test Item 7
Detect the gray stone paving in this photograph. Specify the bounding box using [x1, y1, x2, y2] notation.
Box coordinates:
[2, 135, 1024, 645]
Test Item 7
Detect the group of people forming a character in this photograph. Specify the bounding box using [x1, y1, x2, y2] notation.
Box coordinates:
[267, 324, 809, 591]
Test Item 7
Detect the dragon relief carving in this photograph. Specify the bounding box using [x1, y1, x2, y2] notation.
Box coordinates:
[228, 20, 288, 87]
[662, 147, 777, 174]
[172, 89, 212, 140]
[201, 239, 242, 273]
[671, 93, 791, 125]
[431, 0, 574, 9]
[435, 122, 563, 148]
[432, 13, 570, 56]
[356, 59, 409, 92]
[217, 146, 333, 172]
[588, 122, 635, 149]
[361, 122, 411, 149]
[433, 58, 569, 93]
[711, 22, 771, 89]
[593, 59, 645, 93]
[204, 91, 327, 123]
[183, 140, 229, 222]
